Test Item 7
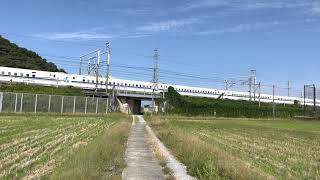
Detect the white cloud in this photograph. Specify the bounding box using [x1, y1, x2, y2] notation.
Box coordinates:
[33, 31, 115, 41]
[310, 2, 320, 15]
[195, 21, 281, 35]
[33, 30, 151, 41]
[137, 18, 201, 32]
[105, 8, 151, 15]
[181, 0, 312, 11]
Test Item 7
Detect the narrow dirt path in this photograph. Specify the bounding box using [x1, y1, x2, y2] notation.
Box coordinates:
[122, 115, 165, 180]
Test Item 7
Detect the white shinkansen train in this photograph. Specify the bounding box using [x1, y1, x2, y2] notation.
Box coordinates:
[0, 66, 317, 106]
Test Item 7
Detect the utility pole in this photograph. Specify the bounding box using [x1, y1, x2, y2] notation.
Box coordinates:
[304, 85, 306, 112]
[105, 42, 110, 95]
[273, 85, 275, 119]
[225, 80, 228, 90]
[251, 70, 256, 102]
[313, 84, 316, 114]
[258, 82, 261, 107]
[105, 42, 111, 112]
[249, 76, 252, 102]
[95, 49, 101, 92]
[152, 49, 159, 113]
[79, 57, 83, 75]
[287, 81, 290, 97]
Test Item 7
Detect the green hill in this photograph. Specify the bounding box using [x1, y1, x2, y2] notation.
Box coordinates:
[0, 35, 65, 72]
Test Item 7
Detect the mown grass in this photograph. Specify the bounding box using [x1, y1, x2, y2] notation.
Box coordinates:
[0, 113, 130, 179]
[146, 115, 320, 180]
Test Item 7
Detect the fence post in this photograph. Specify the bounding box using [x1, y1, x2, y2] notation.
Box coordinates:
[61, 96, 64, 114]
[0, 92, 3, 113]
[20, 93, 23, 113]
[85, 97, 87, 114]
[14, 93, 18, 112]
[34, 94, 38, 113]
[95, 98, 99, 114]
[48, 95, 51, 113]
[73, 96, 76, 113]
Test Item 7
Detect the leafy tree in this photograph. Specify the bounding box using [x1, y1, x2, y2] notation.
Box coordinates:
[0, 35, 65, 72]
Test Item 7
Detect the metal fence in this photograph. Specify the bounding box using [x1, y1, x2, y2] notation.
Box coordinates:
[304, 84, 320, 116]
[0, 92, 108, 114]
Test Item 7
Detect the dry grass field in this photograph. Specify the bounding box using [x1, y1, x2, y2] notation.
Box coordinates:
[146, 115, 320, 180]
[0, 113, 130, 179]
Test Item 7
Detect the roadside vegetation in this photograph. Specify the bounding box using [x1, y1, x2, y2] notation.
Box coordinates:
[0, 113, 130, 179]
[0, 84, 83, 96]
[163, 86, 307, 118]
[146, 115, 320, 179]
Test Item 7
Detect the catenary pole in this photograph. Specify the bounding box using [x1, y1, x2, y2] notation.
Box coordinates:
[273, 85, 275, 119]
[105, 42, 110, 112]
[152, 49, 159, 113]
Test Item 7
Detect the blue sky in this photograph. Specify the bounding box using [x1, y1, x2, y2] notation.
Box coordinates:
[1, 0, 320, 95]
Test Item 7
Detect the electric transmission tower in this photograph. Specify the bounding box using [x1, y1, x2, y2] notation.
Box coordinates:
[152, 49, 159, 113]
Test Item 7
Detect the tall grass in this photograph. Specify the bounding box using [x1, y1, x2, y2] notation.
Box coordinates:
[146, 115, 320, 179]
[48, 121, 130, 179]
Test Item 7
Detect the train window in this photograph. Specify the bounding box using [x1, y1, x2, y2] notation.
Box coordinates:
[83, 79, 85, 82]
[26, 74, 29, 77]
[121, 83, 123, 86]
[8, 72, 11, 76]
[136, 84, 138, 87]
[109, 82, 111, 85]
[73, 77, 75, 80]
[92, 80, 94, 83]
[32, 75, 35, 78]
[125, 83, 127, 86]
[20, 73, 23, 76]
[1, 71, 4, 75]
[87, 80, 90, 83]
[53, 75, 56, 78]
[113, 82, 115, 85]
[100, 81, 103, 84]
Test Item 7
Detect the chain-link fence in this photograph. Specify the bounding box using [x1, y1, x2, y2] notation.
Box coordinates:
[304, 84, 320, 117]
[0, 92, 108, 114]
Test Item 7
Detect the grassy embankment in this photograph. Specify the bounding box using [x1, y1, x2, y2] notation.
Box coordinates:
[0, 113, 130, 179]
[146, 115, 320, 180]
[0, 84, 83, 96]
